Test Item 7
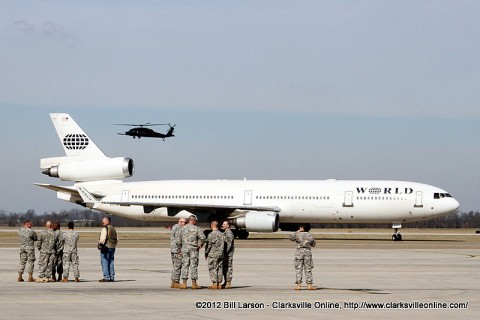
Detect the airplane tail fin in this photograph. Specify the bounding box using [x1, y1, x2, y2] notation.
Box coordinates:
[50, 113, 106, 159]
[41, 114, 134, 182]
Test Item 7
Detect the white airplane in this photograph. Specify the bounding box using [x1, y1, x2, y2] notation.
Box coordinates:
[36, 113, 460, 240]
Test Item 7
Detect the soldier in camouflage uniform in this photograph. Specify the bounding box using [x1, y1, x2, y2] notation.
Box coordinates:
[51, 222, 64, 282]
[36, 221, 58, 283]
[289, 223, 316, 290]
[18, 220, 38, 282]
[205, 221, 225, 289]
[179, 215, 206, 289]
[221, 220, 235, 289]
[61, 221, 80, 283]
[170, 217, 187, 288]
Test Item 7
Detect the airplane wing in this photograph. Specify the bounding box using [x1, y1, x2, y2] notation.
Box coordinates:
[103, 200, 281, 214]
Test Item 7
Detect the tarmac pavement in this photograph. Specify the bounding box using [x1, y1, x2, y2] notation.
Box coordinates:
[0, 232, 478, 319]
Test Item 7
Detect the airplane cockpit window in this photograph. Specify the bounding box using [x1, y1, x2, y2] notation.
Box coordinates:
[434, 193, 452, 199]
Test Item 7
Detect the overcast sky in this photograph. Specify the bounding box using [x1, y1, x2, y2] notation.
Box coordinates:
[1, 1, 479, 214]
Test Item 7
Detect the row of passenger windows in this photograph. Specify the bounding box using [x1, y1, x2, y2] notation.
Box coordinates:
[357, 196, 406, 201]
[256, 195, 330, 200]
[132, 195, 235, 200]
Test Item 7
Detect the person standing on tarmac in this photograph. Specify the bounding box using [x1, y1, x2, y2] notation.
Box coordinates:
[205, 221, 224, 289]
[17, 220, 38, 282]
[179, 215, 206, 289]
[221, 220, 235, 289]
[289, 223, 316, 290]
[51, 222, 64, 282]
[98, 216, 118, 282]
[61, 221, 80, 283]
[36, 221, 58, 283]
[170, 217, 187, 288]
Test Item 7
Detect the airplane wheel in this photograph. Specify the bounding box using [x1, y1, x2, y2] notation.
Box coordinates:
[235, 230, 250, 239]
[392, 233, 402, 241]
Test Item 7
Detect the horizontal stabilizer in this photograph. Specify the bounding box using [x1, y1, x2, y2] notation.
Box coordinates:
[35, 183, 79, 195]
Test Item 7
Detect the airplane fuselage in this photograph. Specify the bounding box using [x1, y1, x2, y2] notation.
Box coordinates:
[78, 179, 459, 224]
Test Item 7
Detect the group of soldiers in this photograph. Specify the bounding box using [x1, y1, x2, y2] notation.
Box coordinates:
[169, 214, 317, 291]
[17, 220, 80, 283]
[170, 215, 235, 290]
[18, 216, 316, 290]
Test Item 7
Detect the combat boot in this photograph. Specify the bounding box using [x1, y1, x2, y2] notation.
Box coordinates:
[191, 280, 200, 289]
[217, 283, 223, 290]
[170, 280, 176, 288]
[172, 281, 180, 288]
[74, 277, 80, 283]
[208, 282, 217, 289]
[294, 283, 301, 290]
[225, 281, 232, 289]
[18, 272, 24, 282]
[35, 277, 45, 283]
[179, 279, 187, 289]
[307, 284, 315, 291]
[61, 277, 68, 283]
[28, 273, 35, 282]
[50, 276, 56, 282]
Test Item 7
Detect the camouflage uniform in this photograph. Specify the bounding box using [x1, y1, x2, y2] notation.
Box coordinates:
[52, 229, 64, 280]
[180, 224, 206, 280]
[170, 224, 183, 282]
[37, 229, 58, 279]
[62, 229, 80, 279]
[289, 231, 316, 284]
[205, 230, 224, 283]
[18, 227, 38, 274]
[222, 228, 235, 282]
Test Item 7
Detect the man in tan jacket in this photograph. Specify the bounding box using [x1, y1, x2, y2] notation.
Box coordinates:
[98, 216, 118, 282]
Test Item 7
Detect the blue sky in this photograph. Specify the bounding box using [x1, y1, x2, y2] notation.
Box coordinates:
[1, 1, 479, 214]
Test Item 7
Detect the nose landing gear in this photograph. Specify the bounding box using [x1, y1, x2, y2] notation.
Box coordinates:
[392, 223, 403, 241]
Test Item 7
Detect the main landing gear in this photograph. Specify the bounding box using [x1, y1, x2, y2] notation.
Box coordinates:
[392, 223, 402, 241]
[232, 229, 250, 239]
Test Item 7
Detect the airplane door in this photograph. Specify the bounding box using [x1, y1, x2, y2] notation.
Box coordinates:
[343, 191, 354, 207]
[415, 191, 423, 208]
[122, 190, 130, 202]
[244, 190, 252, 205]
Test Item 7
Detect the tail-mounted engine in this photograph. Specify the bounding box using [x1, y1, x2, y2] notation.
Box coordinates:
[41, 157, 134, 182]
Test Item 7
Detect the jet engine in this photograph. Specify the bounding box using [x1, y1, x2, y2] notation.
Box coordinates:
[42, 157, 134, 182]
[231, 211, 280, 232]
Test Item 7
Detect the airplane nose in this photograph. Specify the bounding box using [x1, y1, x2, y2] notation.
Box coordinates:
[449, 198, 460, 212]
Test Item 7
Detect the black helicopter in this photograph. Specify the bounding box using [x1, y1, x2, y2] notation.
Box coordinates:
[116, 123, 176, 140]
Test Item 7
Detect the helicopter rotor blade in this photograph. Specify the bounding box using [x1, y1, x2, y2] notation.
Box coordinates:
[113, 123, 166, 127]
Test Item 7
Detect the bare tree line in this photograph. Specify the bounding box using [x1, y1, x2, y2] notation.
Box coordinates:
[0, 209, 479, 229]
